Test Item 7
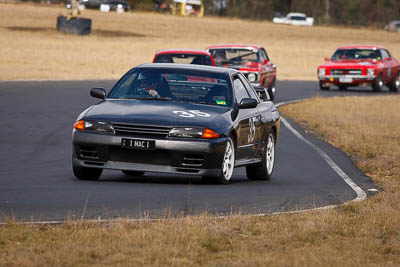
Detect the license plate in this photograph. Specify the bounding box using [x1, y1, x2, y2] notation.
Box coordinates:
[339, 77, 353, 83]
[121, 138, 155, 150]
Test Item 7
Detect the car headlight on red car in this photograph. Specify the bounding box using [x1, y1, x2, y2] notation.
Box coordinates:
[367, 68, 375, 76]
[318, 68, 326, 76]
[247, 73, 257, 82]
[73, 120, 114, 133]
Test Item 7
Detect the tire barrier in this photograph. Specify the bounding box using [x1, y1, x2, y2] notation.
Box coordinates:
[56, 16, 92, 35]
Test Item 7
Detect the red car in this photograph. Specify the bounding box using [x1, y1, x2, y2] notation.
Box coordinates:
[317, 45, 400, 92]
[153, 49, 215, 66]
[206, 44, 277, 100]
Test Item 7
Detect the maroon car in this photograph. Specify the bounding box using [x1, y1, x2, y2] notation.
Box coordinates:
[153, 49, 215, 66]
[317, 45, 400, 92]
[206, 44, 277, 100]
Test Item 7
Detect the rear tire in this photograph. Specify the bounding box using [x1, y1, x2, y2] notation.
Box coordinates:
[73, 165, 102, 180]
[389, 72, 400, 92]
[372, 74, 384, 92]
[122, 170, 145, 176]
[319, 81, 329, 90]
[246, 130, 275, 181]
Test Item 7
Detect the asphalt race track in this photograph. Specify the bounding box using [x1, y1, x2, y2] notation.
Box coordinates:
[0, 80, 381, 222]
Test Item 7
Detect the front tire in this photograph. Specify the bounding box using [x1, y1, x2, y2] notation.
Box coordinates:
[372, 74, 384, 92]
[267, 80, 276, 101]
[319, 81, 329, 90]
[204, 137, 235, 184]
[73, 165, 102, 180]
[390, 72, 400, 92]
[338, 85, 347, 91]
[246, 131, 275, 181]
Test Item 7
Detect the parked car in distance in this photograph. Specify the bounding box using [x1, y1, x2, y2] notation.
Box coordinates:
[317, 45, 400, 92]
[384, 20, 400, 32]
[72, 63, 280, 184]
[272, 12, 314, 26]
[206, 44, 277, 100]
[153, 49, 215, 66]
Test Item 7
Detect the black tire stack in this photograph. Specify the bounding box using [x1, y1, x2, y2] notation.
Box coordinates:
[57, 16, 92, 35]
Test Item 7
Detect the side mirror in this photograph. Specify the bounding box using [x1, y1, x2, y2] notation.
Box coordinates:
[238, 98, 258, 109]
[90, 87, 106, 100]
[384, 57, 390, 61]
[263, 59, 268, 65]
[325, 57, 330, 61]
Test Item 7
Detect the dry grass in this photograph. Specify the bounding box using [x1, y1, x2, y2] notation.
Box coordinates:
[1, 96, 400, 265]
[1, 2, 400, 80]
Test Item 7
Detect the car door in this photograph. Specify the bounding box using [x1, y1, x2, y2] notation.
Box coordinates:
[380, 49, 392, 82]
[233, 75, 260, 161]
[260, 48, 276, 88]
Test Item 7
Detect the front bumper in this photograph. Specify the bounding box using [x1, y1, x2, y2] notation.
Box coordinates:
[72, 130, 227, 176]
[319, 75, 376, 85]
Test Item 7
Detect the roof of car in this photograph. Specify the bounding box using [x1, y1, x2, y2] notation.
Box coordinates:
[287, 12, 307, 17]
[134, 63, 238, 75]
[155, 49, 212, 56]
[206, 44, 262, 50]
[337, 45, 386, 50]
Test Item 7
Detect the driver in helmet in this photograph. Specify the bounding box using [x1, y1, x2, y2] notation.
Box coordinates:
[137, 72, 173, 99]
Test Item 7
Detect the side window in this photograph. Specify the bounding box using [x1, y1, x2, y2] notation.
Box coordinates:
[262, 48, 270, 61]
[381, 49, 391, 59]
[238, 73, 260, 101]
[233, 78, 250, 103]
[258, 50, 266, 63]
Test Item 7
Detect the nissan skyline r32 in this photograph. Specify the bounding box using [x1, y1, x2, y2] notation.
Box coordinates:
[318, 46, 400, 92]
[206, 44, 277, 100]
[72, 64, 280, 184]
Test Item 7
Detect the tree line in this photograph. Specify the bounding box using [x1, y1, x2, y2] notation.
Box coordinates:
[134, 0, 400, 27]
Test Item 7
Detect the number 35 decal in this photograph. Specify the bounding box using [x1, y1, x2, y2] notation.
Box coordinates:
[173, 110, 211, 118]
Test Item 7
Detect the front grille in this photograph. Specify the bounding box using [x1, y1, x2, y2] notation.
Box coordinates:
[331, 69, 362, 75]
[108, 147, 170, 165]
[112, 123, 172, 139]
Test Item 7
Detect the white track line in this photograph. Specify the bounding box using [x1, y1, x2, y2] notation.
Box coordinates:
[276, 100, 367, 202]
[0, 99, 367, 225]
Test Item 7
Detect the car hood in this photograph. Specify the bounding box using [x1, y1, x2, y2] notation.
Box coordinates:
[84, 99, 231, 127]
[319, 60, 377, 69]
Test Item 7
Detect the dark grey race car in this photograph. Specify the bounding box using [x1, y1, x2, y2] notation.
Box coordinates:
[72, 63, 280, 184]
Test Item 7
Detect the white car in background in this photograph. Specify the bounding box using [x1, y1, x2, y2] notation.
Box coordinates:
[273, 12, 314, 26]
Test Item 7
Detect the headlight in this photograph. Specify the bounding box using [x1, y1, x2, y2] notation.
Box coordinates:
[247, 73, 257, 82]
[168, 127, 219, 139]
[367, 68, 375, 76]
[318, 68, 326, 76]
[73, 120, 114, 133]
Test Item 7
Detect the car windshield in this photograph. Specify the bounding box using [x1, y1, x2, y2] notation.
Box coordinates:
[290, 16, 306, 21]
[208, 48, 259, 66]
[154, 54, 213, 66]
[108, 68, 231, 106]
[331, 49, 382, 60]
